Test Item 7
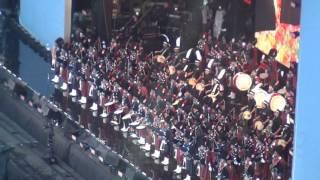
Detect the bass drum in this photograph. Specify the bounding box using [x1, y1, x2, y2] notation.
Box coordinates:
[270, 93, 286, 112]
[233, 72, 252, 91]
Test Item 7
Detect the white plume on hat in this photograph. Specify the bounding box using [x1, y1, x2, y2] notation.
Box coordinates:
[176, 37, 181, 48]
[228, 91, 236, 99]
[186, 48, 193, 59]
[207, 59, 215, 69]
[161, 34, 170, 43]
[286, 114, 294, 124]
[217, 69, 226, 80]
[195, 50, 202, 61]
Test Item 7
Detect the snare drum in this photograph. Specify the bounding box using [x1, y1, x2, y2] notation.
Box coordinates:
[122, 112, 132, 120]
[233, 72, 252, 91]
[105, 101, 116, 107]
[270, 93, 286, 112]
[114, 108, 124, 115]
[136, 125, 146, 130]
[136, 125, 147, 141]
[130, 117, 142, 127]
[254, 90, 268, 109]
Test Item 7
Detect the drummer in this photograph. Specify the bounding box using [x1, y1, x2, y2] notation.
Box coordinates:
[89, 80, 99, 111]
[131, 97, 140, 114]
[137, 83, 149, 102]
[112, 84, 121, 103]
[121, 90, 131, 108]
[270, 112, 283, 136]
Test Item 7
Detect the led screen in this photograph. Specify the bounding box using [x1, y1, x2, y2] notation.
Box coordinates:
[255, 0, 300, 68]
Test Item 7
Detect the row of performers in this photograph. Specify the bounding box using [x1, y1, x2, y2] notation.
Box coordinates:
[50, 32, 295, 179]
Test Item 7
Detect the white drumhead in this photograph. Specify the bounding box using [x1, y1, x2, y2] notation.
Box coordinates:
[136, 125, 146, 130]
[114, 108, 123, 115]
[234, 72, 252, 91]
[270, 94, 286, 112]
[105, 101, 116, 106]
[122, 113, 132, 120]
